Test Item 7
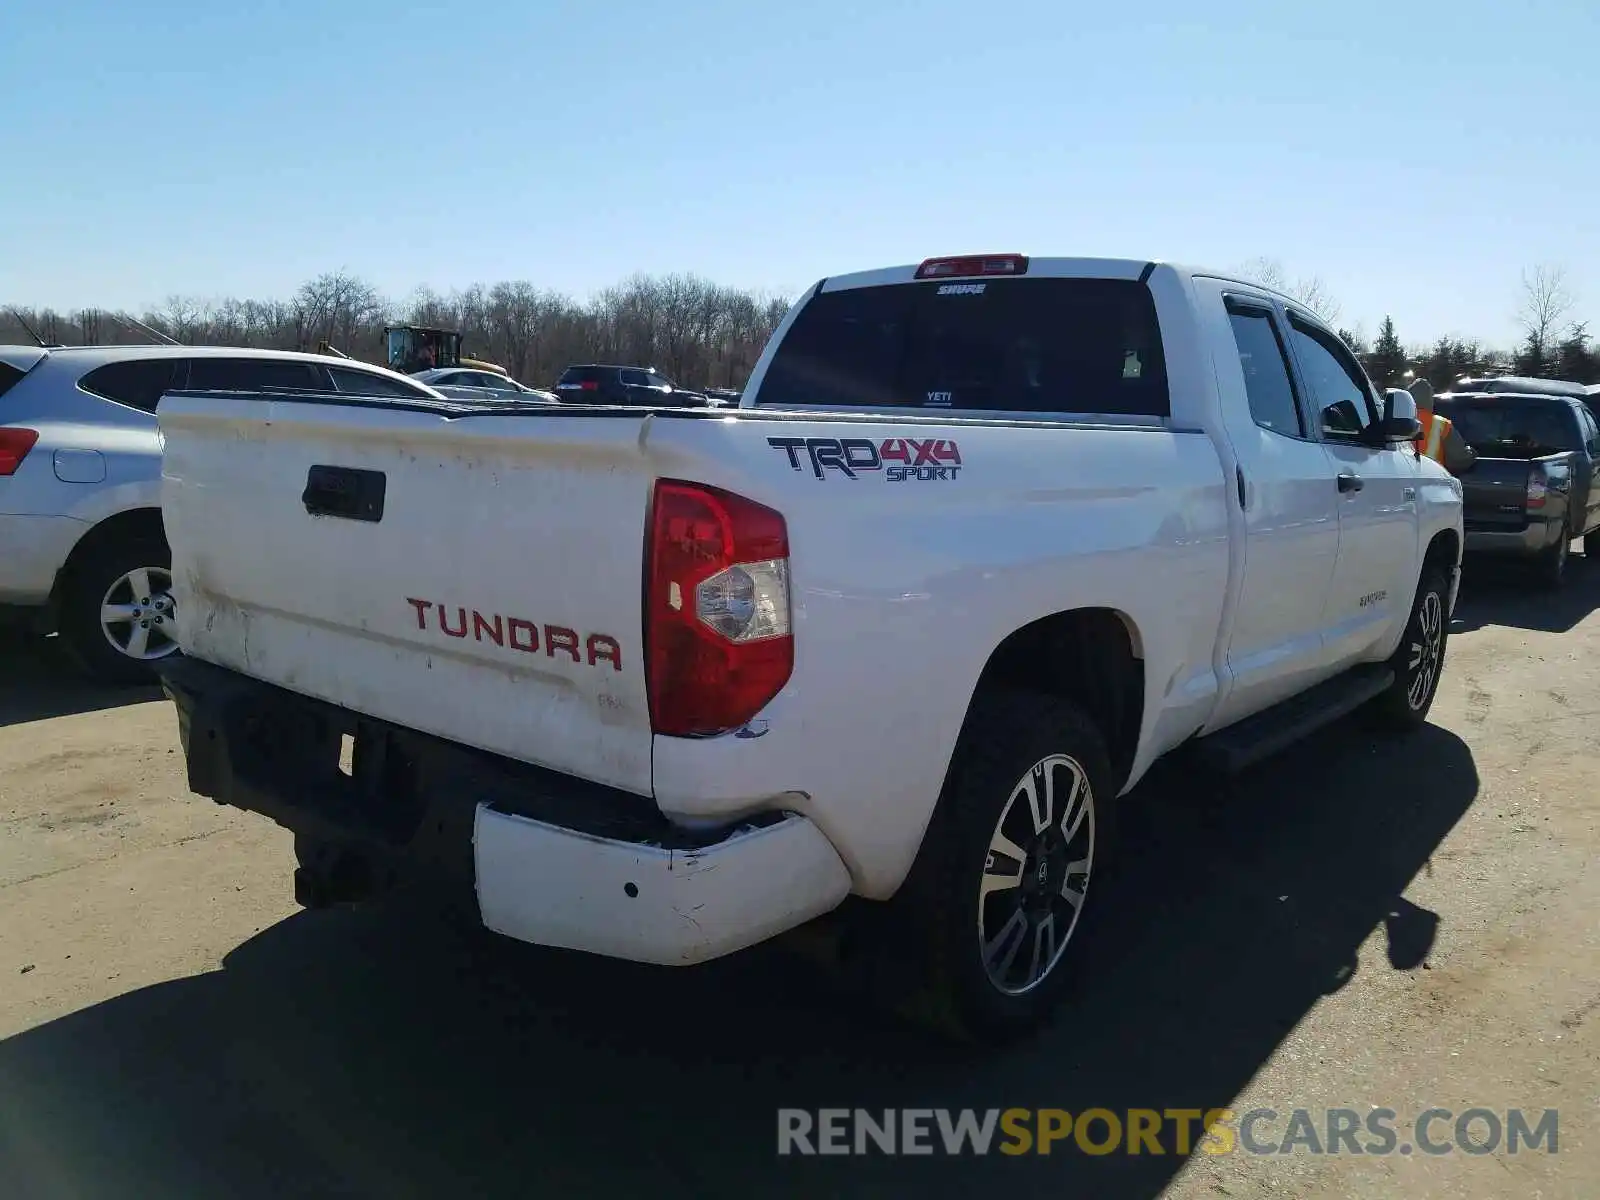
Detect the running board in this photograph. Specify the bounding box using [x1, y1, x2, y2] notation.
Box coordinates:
[1192, 664, 1394, 775]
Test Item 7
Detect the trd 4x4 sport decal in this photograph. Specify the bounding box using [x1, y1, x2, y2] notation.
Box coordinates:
[767, 436, 962, 481]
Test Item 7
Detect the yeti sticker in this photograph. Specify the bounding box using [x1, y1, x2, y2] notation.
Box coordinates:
[925, 391, 953, 406]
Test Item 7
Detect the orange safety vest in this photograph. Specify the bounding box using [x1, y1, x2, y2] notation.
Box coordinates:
[1414, 410, 1452, 464]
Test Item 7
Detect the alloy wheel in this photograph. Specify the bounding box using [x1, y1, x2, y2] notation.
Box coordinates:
[1407, 589, 1444, 711]
[977, 753, 1096, 996]
[99, 566, 180, 662]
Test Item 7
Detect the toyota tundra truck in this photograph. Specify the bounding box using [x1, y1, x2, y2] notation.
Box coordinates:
[154, 255, 1464, 1040]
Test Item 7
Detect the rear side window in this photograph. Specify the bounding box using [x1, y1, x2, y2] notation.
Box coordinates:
[188, 357, 325, 392]
[328, 366, 433, 398]
[1437, 401, 1581, 458]
[79, 358, 183, 413]
[1226, 302, 1304, 437]
[0, 362, 27, 400]
[1579, 406, 1600, 455]
[754, 277, 1170, 417]
[557, 366, 603, 385]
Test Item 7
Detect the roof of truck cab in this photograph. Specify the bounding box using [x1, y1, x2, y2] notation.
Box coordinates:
[1438, 391, 1581, 405]
[1453, 375, 1589, 397]
[815, 258, 1300, 307]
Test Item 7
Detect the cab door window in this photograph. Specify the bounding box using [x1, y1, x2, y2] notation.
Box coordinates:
[1286, 317, 1380, 441]
[1225, 299, 1306, 438]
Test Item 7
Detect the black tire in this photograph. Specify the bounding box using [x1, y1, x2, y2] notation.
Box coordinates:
[57, 532, 179, 685]
[892, 690, 1115, 1043]
[1365, 563, 1451, 732]
[1535, 528, 1570, 590]
[1585, 530, 1600, 561]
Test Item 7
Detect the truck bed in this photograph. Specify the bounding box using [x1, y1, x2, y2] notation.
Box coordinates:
[157, 389, 1233, 812]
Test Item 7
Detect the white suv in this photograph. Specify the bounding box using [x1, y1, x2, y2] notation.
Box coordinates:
[0, 344, 446, 682]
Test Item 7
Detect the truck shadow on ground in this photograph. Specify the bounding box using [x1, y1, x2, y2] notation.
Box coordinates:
[0, 631, 161, 728]
[0, 721, 1478, 1200]
[1451, 547, 1600, 634]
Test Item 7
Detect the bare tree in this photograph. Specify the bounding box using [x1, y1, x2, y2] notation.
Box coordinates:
[1238, 257, 1340, 323]
[1240, 256, 1288, 291]
[1516, 264, 1574, 374]
[1290, 276, 1341, 325]
[2, 272, 792, 390]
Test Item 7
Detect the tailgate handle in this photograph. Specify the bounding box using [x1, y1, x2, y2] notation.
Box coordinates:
[302, 465, 386, 523]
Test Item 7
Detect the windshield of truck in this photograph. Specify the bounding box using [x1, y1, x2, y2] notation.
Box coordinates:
[753, 277, 1170, 417]
[1438, 400, 1579, 458]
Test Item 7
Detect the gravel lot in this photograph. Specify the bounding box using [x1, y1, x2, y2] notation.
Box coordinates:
[2, 561, 1597, 1199]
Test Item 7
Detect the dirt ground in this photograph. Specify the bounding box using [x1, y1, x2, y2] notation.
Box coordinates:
[2, 560, 1597, 1199]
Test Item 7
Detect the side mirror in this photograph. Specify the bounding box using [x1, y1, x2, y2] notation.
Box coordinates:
[1380, 388, 1422, 443]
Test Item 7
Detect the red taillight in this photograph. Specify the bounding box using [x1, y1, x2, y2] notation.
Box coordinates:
[914, 253, 1030, 280]
[645, 479, 793, 737]
[580, 380, 598, 391]
[1527, 474, 1547, 509]
[0, 428, 39, 476]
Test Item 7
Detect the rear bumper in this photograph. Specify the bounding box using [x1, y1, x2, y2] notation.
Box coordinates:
[475, 807, 851, 965]
[1463, 514, 1566, 557]
[159, 656, 851, 966]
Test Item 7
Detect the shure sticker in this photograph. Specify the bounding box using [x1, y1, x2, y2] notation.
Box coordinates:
[936, 283, 987, 295]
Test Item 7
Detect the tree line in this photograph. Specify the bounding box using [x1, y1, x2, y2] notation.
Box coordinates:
[6, 260, 1596, 393]
[1244, 258, 1599, 390]
[1, 272, 793, 392]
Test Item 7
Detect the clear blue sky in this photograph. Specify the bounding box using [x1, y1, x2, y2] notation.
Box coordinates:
[3, 0, 1596, 347]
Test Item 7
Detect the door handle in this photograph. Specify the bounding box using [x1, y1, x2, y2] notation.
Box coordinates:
[1235, 465, 1247, 509]
[302, 464, 387, 522]
[1337, 472, 1364, 494]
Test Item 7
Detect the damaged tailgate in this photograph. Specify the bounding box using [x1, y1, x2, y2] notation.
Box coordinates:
[157, 391, 657, 794]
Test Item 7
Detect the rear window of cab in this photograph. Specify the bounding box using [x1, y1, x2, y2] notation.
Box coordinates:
[753, 277, 1170, 418]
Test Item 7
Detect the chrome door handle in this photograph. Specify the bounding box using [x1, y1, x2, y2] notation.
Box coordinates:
[1337, 473, 1364, 494]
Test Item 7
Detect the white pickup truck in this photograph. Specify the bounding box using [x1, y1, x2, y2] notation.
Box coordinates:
[156, 255, 1463, 1040]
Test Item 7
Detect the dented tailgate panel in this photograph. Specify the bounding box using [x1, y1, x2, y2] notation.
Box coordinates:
[158, 395, 656, 795]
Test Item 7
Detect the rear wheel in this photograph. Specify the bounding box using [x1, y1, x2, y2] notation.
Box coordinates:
[1366, 563, 1450, 731]
[1535, 528, 1570, 589]
[58, 534, 180, 684]
[894, 690, 1113, 1043]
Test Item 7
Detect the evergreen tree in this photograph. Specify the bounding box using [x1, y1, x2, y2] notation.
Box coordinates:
[1368, 316, 1407, 387]
[1555, 323, 1598, 384]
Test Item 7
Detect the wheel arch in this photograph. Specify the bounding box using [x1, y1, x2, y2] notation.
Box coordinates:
[962, 606, 1147, 796]
[1424, 527, 1460, 573]
[47, 506, 169, 623]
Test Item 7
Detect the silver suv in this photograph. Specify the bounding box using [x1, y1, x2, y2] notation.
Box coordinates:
[0, 344, 445, 683]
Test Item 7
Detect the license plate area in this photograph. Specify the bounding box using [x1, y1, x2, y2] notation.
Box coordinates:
[223, 698, 425, 845]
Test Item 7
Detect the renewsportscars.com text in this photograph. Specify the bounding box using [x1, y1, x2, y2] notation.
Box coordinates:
[776, 1107, 1559, 1157]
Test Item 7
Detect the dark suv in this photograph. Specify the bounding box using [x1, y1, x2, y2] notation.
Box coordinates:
[552, 364, 709, 407]
[1436, 391, 1600, 585]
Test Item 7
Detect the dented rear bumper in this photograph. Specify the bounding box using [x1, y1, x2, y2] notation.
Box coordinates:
[158, 655, 850, 966]
[475, 807, 851, 965]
